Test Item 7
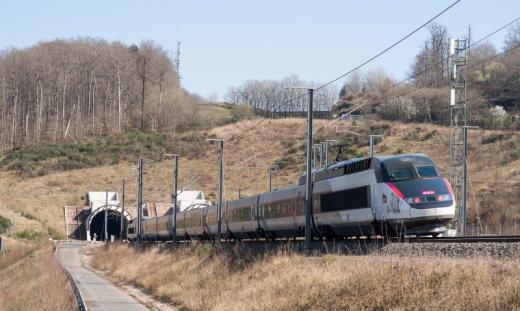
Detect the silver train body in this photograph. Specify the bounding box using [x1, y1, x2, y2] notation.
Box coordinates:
[127, 154, 455, 241]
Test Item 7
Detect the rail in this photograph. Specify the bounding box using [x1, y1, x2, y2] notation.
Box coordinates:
[401, 235, 520, 243]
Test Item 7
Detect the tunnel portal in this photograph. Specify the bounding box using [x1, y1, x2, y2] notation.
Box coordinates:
[89, 210, 128, 241]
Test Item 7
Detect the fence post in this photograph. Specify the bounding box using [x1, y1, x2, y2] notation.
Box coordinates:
[485, 223, 488, 235]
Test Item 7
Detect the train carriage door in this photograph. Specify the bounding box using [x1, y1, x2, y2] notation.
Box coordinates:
[224, 202, 229, 233]
[203, 208, 208, 236]
[250, 204, 255, 228]
[313, 195, 320, 228]
[369, 183, 377, 221]
[255, 196, 262, 232]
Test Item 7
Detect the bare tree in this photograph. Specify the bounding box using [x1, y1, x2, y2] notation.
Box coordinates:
[0, 38, 199, 150]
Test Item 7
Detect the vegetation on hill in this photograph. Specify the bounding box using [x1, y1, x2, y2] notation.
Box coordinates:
[0, 215, 10, 233]
[0, 241, 75, 310]
[0, 38, 207, 153]
[227, 23, 520, 129]
[0, 130, 219, 177]
[354, 21, 520, 128]
[0, 118, 519, 233]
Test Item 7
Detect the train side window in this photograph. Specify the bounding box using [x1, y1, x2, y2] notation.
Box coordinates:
[321, 186, 370, 212]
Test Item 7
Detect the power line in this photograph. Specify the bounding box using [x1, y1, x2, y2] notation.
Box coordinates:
[313, 16, 520, 136]
[283, 0, 462, 106]
[320, 1, 462, 91]
[229, 1, 461, 143]
[227, 12, 519, 187]
[233, 15, 519, 151]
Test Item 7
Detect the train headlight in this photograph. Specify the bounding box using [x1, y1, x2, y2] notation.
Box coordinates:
[406, 196, 427, 204]
[436, 194, 452, 202]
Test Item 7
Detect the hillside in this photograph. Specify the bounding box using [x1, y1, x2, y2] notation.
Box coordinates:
[0, 117, 519, 236]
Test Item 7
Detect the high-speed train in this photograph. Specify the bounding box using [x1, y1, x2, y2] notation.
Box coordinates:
[127, 153, 455, 241]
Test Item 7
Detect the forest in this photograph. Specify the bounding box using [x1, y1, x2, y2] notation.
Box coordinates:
[0, 38, 204, 153]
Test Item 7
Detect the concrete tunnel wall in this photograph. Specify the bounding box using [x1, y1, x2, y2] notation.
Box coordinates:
[86, 205, 132, 241]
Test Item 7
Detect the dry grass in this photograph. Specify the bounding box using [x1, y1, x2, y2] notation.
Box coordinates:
[0, 118, 519, 236]
[89, 243, 520, 311]
[0, 237, 39, 271]
[0, 241, 76, 311]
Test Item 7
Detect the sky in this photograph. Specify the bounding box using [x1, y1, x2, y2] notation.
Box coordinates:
[1, 0, 519, 100]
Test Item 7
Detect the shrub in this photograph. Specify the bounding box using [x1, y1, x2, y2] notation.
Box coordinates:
[16, 229, 44, 240]
[482, 133, 512, 144]
[231, 103, 255, 122]
[21, 212, 36, 220]
[47, 226, 64, 240]
[275, 155, 298, 170]
[36, 167, 48, 176]
[422, 129, 438, 140]
[0, 215, 11, 233]
[404, 127, 422, 141]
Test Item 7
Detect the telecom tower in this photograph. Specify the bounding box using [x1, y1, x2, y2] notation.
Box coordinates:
[449, 38, 467, 232]
[175, 40, 181, 82]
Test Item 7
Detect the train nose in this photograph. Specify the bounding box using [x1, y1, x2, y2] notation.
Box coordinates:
[390, 177, 454, 209]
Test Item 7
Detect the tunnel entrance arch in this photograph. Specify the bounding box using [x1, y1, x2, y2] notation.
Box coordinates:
[86, 205, 132, 241]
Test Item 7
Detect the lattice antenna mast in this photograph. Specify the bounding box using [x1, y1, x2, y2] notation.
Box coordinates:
[175, 40, 181, 82]
[449, 38, 467, 232]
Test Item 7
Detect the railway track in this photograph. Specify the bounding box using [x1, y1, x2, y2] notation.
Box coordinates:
[132, 235, 520, 256]
[136, 235, 520, 246]
[401, 235, 520, 243]
[127, 235, 520, 260]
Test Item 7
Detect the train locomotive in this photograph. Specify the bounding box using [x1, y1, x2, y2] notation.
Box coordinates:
[127, 153, 455, 241]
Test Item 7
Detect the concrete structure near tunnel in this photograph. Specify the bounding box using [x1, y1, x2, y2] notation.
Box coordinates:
[64, 190, 209, 241]
[65, 191, 128, 241]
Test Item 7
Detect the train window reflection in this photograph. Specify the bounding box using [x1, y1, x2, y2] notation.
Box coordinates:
[381, 155, 439, 182]
[416, 165, 438, 178]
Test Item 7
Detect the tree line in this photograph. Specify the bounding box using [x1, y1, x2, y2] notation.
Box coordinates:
[0, 38, 204, 153]
[227, 22, 520, 129]
[340, 22, 520, 128]
[226, 75, 338, 117]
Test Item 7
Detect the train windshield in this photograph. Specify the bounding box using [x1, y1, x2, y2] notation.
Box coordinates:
[381, 155, 439, 182]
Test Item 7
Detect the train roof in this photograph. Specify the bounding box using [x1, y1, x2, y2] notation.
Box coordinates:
[314, 153, 430, 174]
[298, 153, 432, 185]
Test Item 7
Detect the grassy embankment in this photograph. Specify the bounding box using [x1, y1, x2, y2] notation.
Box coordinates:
[90, 243, 520, 311]
[0, 238, 76, 310]
[1, 118, 519, 238]
[0, 204, 75, 310]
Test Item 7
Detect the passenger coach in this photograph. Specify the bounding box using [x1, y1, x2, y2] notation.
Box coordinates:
[129, 153, 455, 241]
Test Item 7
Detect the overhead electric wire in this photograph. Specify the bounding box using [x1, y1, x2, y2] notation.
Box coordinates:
[229, 0, 461, 143]
[235, 14, 519, 152]
[312, 16, 520, 135]
[227, 8, 519, 185]
[283, 0, 462, 105]
[396, 42, 520, 100]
